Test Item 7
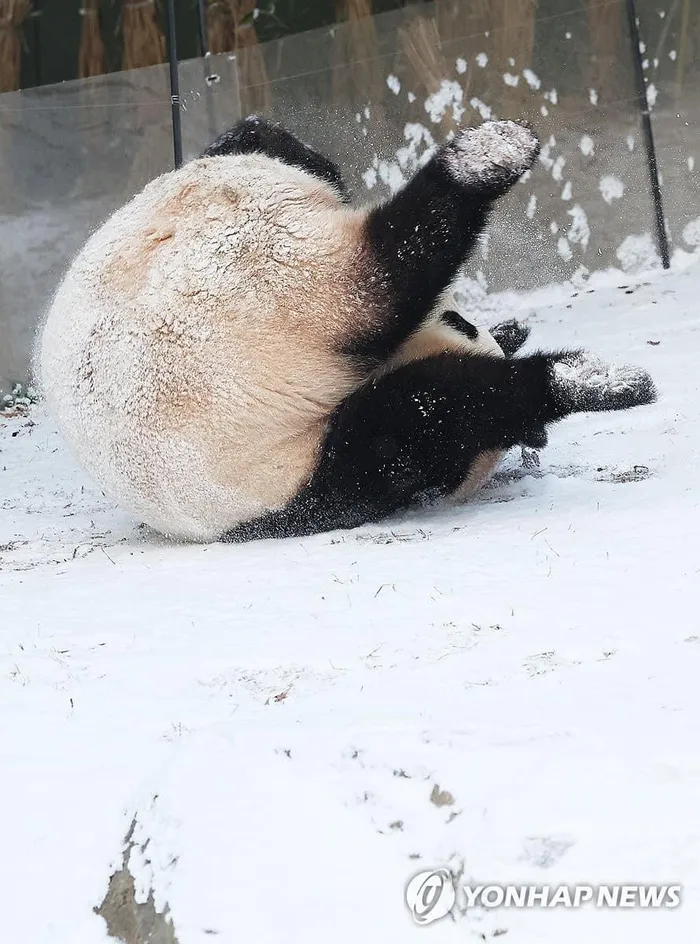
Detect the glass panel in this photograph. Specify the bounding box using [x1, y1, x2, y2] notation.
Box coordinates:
[2, 0, 680, 392]
[179, 0, 661, 297]
[0, 65, 173, 394]
[636, 0, 700, 253]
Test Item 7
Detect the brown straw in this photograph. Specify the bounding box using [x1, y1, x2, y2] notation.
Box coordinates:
[0, 0, 31, 93]
[78, 0, 106, 79]
[121, 0, 165, 71]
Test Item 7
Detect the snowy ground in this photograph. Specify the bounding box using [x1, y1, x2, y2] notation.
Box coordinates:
[2, 257, 700, 943]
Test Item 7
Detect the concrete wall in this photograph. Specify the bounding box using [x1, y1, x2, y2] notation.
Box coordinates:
[1, 0, 698, 395]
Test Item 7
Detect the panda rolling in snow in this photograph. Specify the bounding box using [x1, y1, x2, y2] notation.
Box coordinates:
[38, 117, 655, 542]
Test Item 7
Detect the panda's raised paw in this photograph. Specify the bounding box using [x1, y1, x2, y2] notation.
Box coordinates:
[443, 120, 540, 196]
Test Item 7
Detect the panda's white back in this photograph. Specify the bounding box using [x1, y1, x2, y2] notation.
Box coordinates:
[38, 155, 369, 540]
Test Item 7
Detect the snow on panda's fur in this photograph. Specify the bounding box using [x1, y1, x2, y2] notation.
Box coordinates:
[38, 152, 500, 538]
[38, 117, 656, 542]
[40, 154, 370, 540]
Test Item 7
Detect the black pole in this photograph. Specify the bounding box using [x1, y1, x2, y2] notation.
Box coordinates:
[626, 0, 671, 269]
[196, 0, 209, 57]
[32, 0, 42, 87]
[164, 0, 183, 169]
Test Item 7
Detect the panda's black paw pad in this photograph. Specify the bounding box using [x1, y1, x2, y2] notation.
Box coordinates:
[444, 121, 540, 194]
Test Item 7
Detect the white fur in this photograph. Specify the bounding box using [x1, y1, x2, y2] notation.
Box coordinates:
[38, 156, 367, 540]
[384, 312, 503, 372]
[38, 156, 506, 540]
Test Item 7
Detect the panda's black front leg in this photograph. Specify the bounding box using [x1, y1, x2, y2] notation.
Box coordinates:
[202, 115, 349, 202]
[349, 120, 540, 363]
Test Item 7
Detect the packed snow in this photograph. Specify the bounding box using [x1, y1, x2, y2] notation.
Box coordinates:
[2, 257, 700, 943]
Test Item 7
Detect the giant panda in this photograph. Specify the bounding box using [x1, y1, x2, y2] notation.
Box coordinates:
[37, 116, 656, 542]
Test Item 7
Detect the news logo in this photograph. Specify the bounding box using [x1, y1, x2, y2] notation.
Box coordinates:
[405, 869, 457, 925]
[405, 875, 682, 924]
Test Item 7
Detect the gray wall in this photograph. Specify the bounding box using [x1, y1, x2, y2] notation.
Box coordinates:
[1, 0, 698, 394]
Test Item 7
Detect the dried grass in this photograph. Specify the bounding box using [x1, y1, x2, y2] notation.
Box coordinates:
[488, 0, 538, 113]
[490, 0, 538, 71]
[0, 0, 30, 93]
[399, 15, 458, 132]
[401, 16, 444, 99]
[587, 0, 624, 96]
[333, 0, 383, 112]
[206, 0, 236, 55]
[78, 0, 106, 79]
[206, 0, 268, 114]
[398, 1, 499, 132]
[122, 0, 165, 71]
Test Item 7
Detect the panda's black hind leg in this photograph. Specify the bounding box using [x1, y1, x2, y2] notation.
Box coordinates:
[220, 349, 656, 543]
[202, 116, 349, 202]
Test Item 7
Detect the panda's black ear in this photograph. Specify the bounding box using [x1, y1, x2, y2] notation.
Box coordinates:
[202, 116, 350, 202]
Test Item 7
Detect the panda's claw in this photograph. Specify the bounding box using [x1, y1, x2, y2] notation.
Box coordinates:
[443, 120, 540, 196]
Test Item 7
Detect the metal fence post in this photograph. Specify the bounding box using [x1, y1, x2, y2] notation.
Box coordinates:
[196, 0, 209, 57]
[164, 0, 183, 169]
[626, 0, 671, 269]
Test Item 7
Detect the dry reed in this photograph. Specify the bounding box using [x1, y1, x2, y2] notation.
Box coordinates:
[206, 0, 268, 114]
[333, 0, 382, 112]
[0, 0, 30, 93]
[121, 0, 165, 71]
[491, 0, 538, 70]
[399, 15, 459, 132]
[587, 0, 624, 99]
[206, 0, 236, 55]
[78, 0, 106, 79]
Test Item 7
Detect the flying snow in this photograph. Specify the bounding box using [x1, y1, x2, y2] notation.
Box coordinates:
[424, 80, 464, 124]
[682, 217, 700, 248]
[522, 68, 541, 90]
[599, 176, 625, 204]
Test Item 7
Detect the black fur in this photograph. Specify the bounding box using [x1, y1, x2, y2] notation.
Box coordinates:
[202, 115, 350, 202]
[199, 119, 655, 544]
[346, 127, 540, 365]
[349, 159, 491, 364]
[490, 318, 531, 356]
[220, 350, 656, 542]
[440, 311, 479, 340]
